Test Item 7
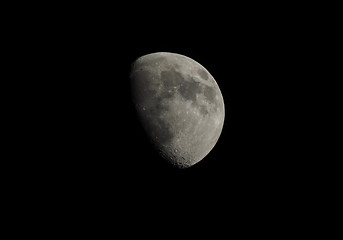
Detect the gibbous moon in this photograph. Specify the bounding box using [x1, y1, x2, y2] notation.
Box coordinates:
[130, 52, 225, 168]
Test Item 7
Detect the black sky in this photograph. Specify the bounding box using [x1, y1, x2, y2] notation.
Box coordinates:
[28, 3, 323, 234]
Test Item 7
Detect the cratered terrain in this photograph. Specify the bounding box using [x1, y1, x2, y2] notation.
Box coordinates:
[130, 52, 225, 168]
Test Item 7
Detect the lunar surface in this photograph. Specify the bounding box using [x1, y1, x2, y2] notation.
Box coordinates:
[130, 52, 225, 168]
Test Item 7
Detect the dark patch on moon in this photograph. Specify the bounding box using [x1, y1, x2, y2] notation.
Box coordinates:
[160, 69, 183, 99]
[199, 105, 209, 115]
[148, 98, 169, 116]
[203, 85, 216, 103]
[178, 78, 200, 102]
[158, 88, 174, 99]
[197, 68, 209, 80]
[161, 69, 183, 88]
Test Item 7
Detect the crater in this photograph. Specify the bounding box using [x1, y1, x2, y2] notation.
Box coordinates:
[197, 68, 209, 80]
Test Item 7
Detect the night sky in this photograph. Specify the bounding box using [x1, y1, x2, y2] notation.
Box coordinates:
[31, 3, 321, 235]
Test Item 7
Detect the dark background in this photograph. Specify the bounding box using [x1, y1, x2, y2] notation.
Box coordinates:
[15, 3, 326, 235]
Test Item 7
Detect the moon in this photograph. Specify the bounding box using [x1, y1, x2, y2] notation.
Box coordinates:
[130, 52, 225, 168]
